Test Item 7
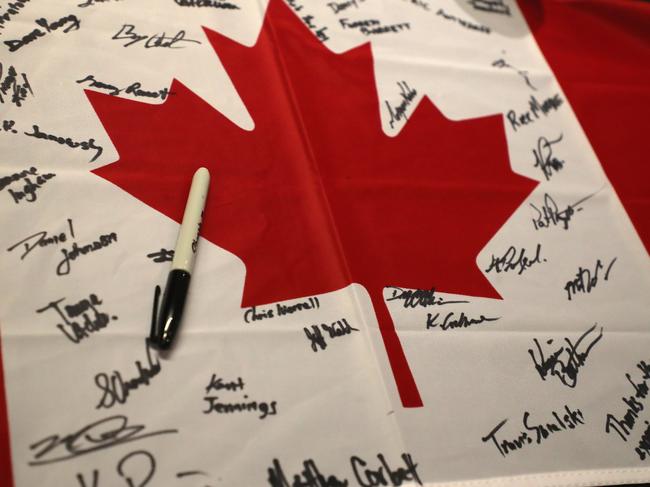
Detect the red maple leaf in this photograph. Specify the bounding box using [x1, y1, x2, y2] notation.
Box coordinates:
[88, 0, 535, 407]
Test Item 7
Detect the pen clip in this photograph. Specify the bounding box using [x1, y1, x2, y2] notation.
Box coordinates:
[149, 284, 162, 347]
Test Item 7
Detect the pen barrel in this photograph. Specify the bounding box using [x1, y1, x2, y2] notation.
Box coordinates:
[171, 167, 210, 272]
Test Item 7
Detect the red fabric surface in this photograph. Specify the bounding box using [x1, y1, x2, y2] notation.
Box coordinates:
[0, 1, 648, 486]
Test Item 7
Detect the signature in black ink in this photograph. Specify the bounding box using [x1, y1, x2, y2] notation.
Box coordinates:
[564, 257, 616, 300]
[95, 339, 162, 409]
[400, 0, 429, 11]
[482, 405, 585, 457]
[386, 287, 469, 308]
[146, 248, 174, 263]
[285, 1, 329, 42]
[57, 232, 118, 276]
[385, 81, 417, 129]
[112, 24, 201, 49]
[532, 134, 564, 180]
[244, 297, 320, 323]
[484, 243, 544, 275]
[24, 124, 103, 162]
[0, 118, 17, 133]
[205, 374, 245, 393]
[506, 94, 563, 131]
[78, 0, 123, 7]
[469, 0, 510, 15]
[605, 359, 650, 445]
[529, 324, 603, 388]
[0, 165, 55, 204]
[303, 318, 358, 352]
[492, 57, 535, 90]
[351, 453, 422, 487]
[268, 458, 348, 487]
[0, 0, 31, 32]
[77, 75, 172, 100]
[29, 415, 177, 466]
[36, 293, 117, 344]
[636, 421, 650, 461]
[426, 312, 499, 330]
[327, 1, 362, 14]
[7, 218, 75, 259]
[0, 62, 34, 106]
[174, 0, 240, 9]
[436, 8, 490, 34]
[530, 190, 599, 230]
[203, 373, 277, 419]
[4, 15, 80, 52]
[203, 395, 278, 419]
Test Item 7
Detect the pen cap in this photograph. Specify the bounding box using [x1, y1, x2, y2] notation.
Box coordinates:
[154, 269, 191, 350]
[172, 167, 210, 272]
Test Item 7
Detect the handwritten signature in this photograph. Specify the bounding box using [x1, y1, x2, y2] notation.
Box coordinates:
[112, 24, 201, 49]
[386, 287, 468, 308]
[484, 243, 544, 275]
[564, 257, 616, 300]
[530, 189, 599, 231]
[28, 415, 177, 466]
[528, 324, 603, 388]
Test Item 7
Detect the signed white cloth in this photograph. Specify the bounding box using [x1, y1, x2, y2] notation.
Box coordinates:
[0, 1, 649, 486]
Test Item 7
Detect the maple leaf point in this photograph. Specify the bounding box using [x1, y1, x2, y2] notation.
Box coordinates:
[88, 0, 536, 407]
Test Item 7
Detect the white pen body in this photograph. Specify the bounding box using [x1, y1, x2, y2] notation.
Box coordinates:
[171, 167, 210, 272]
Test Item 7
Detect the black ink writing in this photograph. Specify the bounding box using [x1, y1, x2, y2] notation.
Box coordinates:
[174, 0, 239, 8]
[469, 0, 510, 15]
[484, 243, 544, 275]
[304, 318, 358, 352]
[532, 134, 564, 180]
[0, 62, 34, 106]
[386, 287, 469, 308]
[146, 248, 174, 263]
[24, 124, 103, 162]
[426, 311, 499, 330]
[436, 8, 490, 34]
[529, 324, 603, 388]
[243, 297, 320, 323]
[482, 405, 585, 457]
[36, 293, 117, 344]
[112, 24, 201, 49]
[385, 81, 417, 129]
[605, 360, 650, 445]
[564, 258, 616, 300]
[530, 190, 598, 231]
[95, 339, 162, 409]
[28, 415, 177, 466]
[4, 15, 80, 52]
[0, 166, 55, 204]
[77, 75, 172, 100]
[507, 94, 564, 131]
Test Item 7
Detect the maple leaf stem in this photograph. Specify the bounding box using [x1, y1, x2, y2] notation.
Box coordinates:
[368, 287, 423, 408]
